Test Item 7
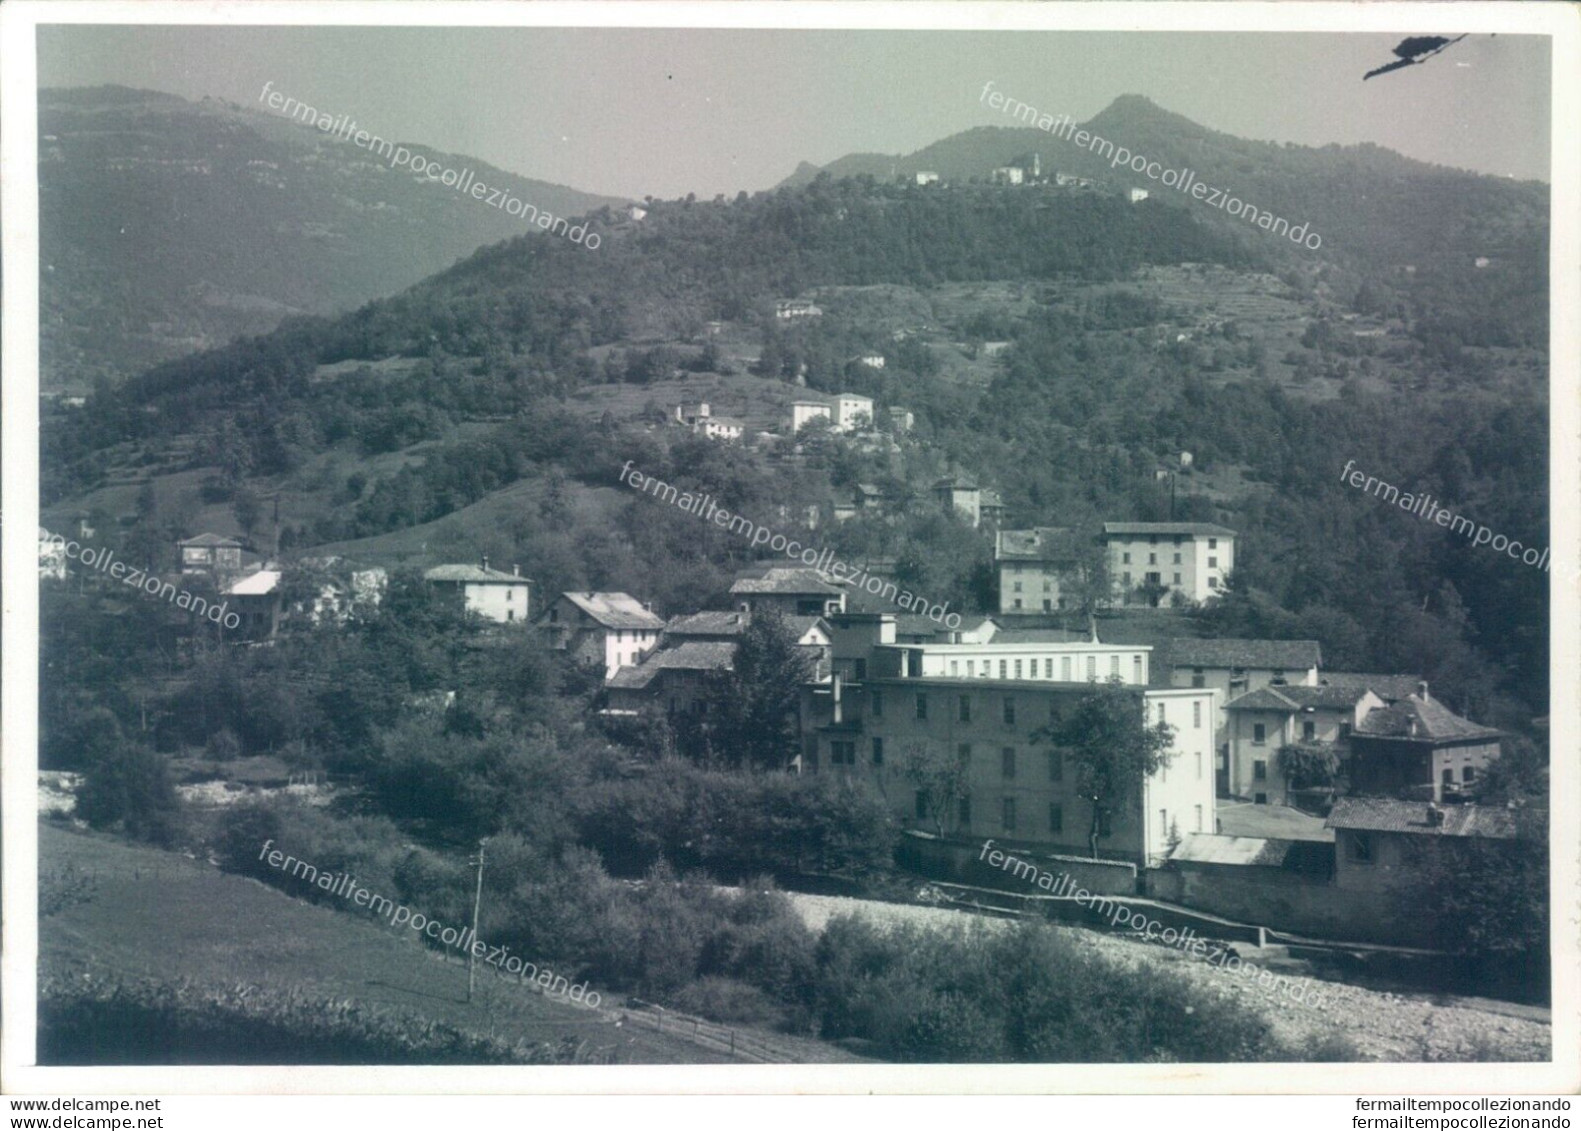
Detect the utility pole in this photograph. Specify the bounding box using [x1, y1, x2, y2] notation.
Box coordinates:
[467, 837, 488, 1004]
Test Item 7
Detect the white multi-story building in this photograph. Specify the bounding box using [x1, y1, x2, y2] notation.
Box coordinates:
[834, 392, 875, 431]
[1103, 522, 1235, 605]
[995, 526, 1085, 614]
[791, 401, 833, 433]
[424, 559, 532, 623]
[800, 613, 1216, 866]
[539, 591, 666, 680]
[791, 393, 874, 435]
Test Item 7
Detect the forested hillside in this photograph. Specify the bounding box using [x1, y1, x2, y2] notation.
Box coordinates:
[40, 85, 625, 391]
[44, 159, 1549, 731]
[785, 96, 1548, 353]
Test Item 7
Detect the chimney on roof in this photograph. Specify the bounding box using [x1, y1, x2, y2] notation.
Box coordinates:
[481, 555, 489, 572]
[1417, 680, 1429, 701]
[1425, 802, 1445, 827]
[1088, 613, 1099, 644]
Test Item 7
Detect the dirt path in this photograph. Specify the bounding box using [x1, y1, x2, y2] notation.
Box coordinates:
[780, 891, 1551, 1062]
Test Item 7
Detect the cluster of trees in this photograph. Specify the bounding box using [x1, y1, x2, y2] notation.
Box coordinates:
[47, 555, 893, 884]
[813, 914, 1353, 1062]
[46, 175, 1248, 502]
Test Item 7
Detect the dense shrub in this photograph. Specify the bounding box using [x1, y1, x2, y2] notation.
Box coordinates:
[211, 796, 412, 918]
[576, 759, 895, 880]
[370, 724, 582, 847]
[75, 743, 183, 847]
[813, 915, 1287, 1063]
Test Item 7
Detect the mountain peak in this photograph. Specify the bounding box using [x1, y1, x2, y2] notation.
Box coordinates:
[1086, 94, 1210, 139]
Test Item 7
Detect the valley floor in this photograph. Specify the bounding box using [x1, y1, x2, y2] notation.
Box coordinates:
[34, 821, 1548, 1065]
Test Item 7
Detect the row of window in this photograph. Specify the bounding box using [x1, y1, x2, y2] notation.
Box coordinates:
[897, 691, 1204, 728]
[834, 740, 1060, 777]
[837, 740, 1206, 783]
[939, 654, 1144, 683]
[917, 794, 1208, 838]
[1126, 535, 1220, 548]
[920, 793, 1084, 836]
[1119, 552, 1222, 568]
[1250, 720, 1318, 745]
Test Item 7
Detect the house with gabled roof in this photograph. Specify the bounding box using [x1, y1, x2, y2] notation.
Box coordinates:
[934, 474, 983, 527]
[178, 532, 244, 576]
[1165, 637, 1321, 795]
[539, 591, 665, 679]
[224, 569, 283, 639]
[1326, 797, 1527, 913]
[1225, 682, 1386, 804]
[1348, 684, 1502, 802]
[605, 641, 737, 717]
[674, 402, 745, 441]
[662, 609, 832, 679]
[423, 557, 531, 624]
[1154, 795, 1536, 948]
[730, 567, 846, 618]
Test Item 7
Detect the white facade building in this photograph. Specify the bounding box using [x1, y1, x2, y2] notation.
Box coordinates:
[424, 559, 532, 623]
[1104, 522, 1235, 605]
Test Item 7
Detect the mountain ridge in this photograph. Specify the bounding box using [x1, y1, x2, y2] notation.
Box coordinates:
[40, 84, 628, 392]
[780, 94, 1547, 189]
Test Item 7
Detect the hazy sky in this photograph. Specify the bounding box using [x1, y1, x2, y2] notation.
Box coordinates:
[39, 26, 1551, 199]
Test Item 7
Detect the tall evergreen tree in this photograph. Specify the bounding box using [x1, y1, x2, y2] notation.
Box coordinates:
[714, 609, 815, 770]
